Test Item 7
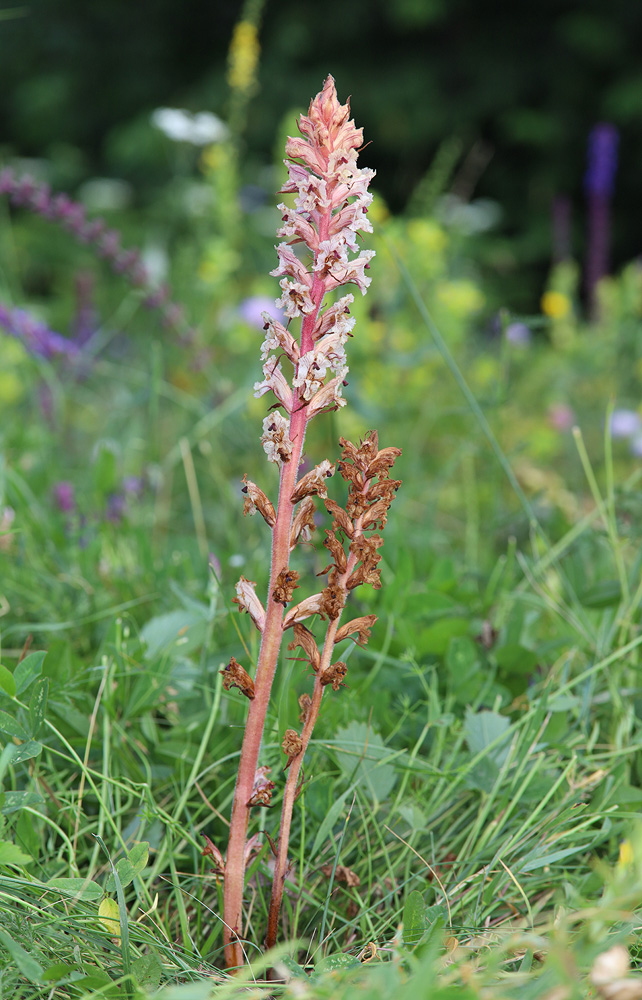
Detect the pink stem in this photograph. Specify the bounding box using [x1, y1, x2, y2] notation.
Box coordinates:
[223, 270, 328, 968]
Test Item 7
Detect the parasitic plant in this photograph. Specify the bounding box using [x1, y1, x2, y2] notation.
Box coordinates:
[217, 76, 401, 968]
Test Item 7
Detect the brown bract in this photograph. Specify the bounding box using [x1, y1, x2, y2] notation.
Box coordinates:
[290, 460, 335, 504]
[320, 579, 347, 620]
[220, 657, 255, 700]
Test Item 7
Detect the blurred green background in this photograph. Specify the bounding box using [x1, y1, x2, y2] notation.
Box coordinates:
[3, 0, 642, 311]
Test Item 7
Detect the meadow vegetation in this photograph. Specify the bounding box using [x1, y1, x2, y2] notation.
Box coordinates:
[2, 30, 642, 1000]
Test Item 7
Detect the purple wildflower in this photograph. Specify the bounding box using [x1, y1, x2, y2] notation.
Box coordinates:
[584, 124, 619, 319]
[585, 124, 619, 199]
[52, 481, 76, 513]
[239, 296, 286, 331]
[0, 168, 196, 341]
[548, 404, 575, 432]
[0, 302, 79, 360]
[505, 321, 532, 346]
[105, 493, 127, 523]
[609, 409, 641, 439]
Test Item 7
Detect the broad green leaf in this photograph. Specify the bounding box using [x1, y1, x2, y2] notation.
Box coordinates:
[418, 617, 470, 655]
[403, 889, 426, 948]
[28, 678, 49, 737]
[46, 877, 103, 900]
[105, 841, 149, 891]
[494, 643, 538, 675]
[0, 709, 28, 740]
[140, 610, 208, 660]
[333, 721, 397, 803]
[14, 651, 46, 696]
[0, 664, 16, 697]
[0, 839, 31, 866]
[464, 709, 511, 766]
[313, 952, 361, 976]
[2, 790, 44, 814]
[132, 952, 163, 990]
[0, 927, 44, 982]
[10, 740, 42, 764]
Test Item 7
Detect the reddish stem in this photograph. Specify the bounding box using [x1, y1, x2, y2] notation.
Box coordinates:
[223, 271, 327, 968]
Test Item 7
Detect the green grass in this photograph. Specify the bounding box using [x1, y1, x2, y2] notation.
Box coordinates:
[2, 152, 642, 999]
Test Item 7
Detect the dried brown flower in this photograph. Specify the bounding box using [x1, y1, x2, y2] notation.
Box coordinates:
[272, 567, 300, 605]
[202, 834, 226, 875]
[290, 459, 335, 504]
[232, 576, 266, 632]
[320, 660, 348, 690]
[320, 863, 361, 888]
[281, 728, 304, 768]
[323, 529, 348, 574]
[241, 474, 276, 527]
[298, 693, 313, 723]
[290, 496, 316, 550]
[220, 657, 255, 700]
[319, 580, 347, 620]
[334, 614, 378, 647]
[287, 623, 321, 672]
[247, 765, 275, 807]
[282, 592, 324, 628]
[323, 497, 354, 538]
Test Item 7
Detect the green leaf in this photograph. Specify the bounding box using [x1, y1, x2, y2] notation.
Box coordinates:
[14, 651, 46, 696]
[132, 951, 163, 990]
[579, 579, 621, 608]
[46, 877, 103, 900]
[418, 617, 470, 655]
[0, 664, 16, 697]
[403, 889, 426, 948]
[93, 440, 118, 496]
[464, 709, 511, 766]
[520, 843, 591, 872]
[313, 952, 361, 976]
[333, 721, 397, 803]
[9, 740, 42, 763]
[494, 643, 538, 675]
[140, 609, 208, 660]
[28, 677, 48, 737]
[0, 709, 28, 740]
[105, 841, 149, 891]
[0, 927, 44, 982]
[0, 839, 32, 866]
[2, 790, 44, 814]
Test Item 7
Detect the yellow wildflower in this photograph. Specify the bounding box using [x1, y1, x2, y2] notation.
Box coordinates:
[227, 21, 260, 94]
[541, 290, 571, 319]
